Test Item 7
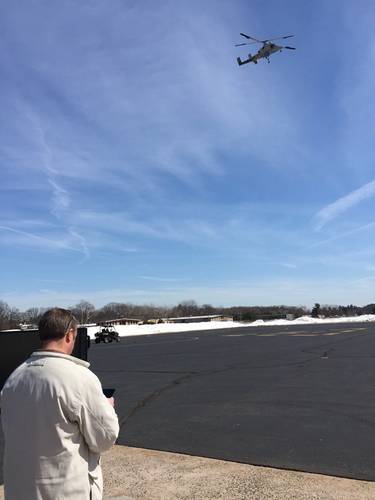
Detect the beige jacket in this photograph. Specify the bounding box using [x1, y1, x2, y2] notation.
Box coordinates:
[1, 351, 119, 500]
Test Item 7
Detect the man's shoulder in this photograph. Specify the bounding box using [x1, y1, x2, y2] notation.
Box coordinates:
[31, 351, 90, 368]
[1, 360, 28, 388]
[40, 354, 95, 380]
[6, 353, 94, 388]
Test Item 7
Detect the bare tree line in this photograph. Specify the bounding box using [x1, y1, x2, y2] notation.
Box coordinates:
[0, 298, 374, 331]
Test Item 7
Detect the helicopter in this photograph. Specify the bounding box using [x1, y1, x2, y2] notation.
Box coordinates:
[235, 33, 295, 66]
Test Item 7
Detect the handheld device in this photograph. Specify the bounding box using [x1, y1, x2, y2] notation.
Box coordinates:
[103, 388, 115, 398]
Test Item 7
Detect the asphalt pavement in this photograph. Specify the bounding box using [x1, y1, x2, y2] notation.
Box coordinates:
[89, 322, 375, 481]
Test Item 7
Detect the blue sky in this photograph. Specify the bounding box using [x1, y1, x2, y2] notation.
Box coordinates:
[1, 0, 375, 310]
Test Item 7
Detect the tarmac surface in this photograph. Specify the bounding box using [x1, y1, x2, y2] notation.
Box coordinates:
[89, 321, 375, 481]
[1, 321, 375, 499]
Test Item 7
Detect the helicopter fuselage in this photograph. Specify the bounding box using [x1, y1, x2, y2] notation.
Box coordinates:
[237, 42, 282, 65]
[256, 42, 282, 59]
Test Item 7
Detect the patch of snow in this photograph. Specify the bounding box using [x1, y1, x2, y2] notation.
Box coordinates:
[87, 321, 243, 338]
[250, 314, 375, 326]
[87, 314, 375, 339]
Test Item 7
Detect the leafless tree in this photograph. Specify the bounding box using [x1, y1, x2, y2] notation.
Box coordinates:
[22, 307, 44, 325]
[173, 300, 199, 317]
[71, 300, 96, 325]
[0, 300, 11, 330]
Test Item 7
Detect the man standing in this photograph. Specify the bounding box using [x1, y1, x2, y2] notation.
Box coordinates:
[1, 308, 119, 499]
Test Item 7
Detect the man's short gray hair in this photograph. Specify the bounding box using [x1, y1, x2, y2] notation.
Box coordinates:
[38, 308, 78, 342]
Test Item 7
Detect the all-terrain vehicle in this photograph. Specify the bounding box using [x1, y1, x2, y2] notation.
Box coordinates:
[94, 325, 120, 343]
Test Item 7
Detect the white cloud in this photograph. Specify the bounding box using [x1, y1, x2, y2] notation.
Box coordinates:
[139, 276, 190, 283]
[0, 225, 87, 257]
[48, 179, 70, 215]
[314, 179, 375, 229]
[310, 220, 375, 247]
[69, 210, 221, 245]
[68, 228, 90, 260]
[4, 276, 375, 310]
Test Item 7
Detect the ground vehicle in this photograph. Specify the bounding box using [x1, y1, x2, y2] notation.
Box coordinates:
[94, 325, 120, 343]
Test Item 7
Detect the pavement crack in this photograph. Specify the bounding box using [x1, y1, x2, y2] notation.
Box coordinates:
[301, 331, 371, 358]
[117, 355, 328, 434]
[117, 330, 374, 438]
[117, 371, 197, 435]
[118, 357, 320, 434]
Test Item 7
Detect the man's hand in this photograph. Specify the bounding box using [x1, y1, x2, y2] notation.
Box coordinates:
[107, 397, 115, 407]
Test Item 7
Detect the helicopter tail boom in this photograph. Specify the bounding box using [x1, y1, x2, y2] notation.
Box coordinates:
[237, 54, 256, 66]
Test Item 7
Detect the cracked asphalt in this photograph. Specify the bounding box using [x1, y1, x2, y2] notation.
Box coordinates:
[89, 322, 375, 481]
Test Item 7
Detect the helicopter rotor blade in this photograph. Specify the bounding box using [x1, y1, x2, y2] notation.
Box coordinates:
[264, 35, 295, 43]
[235, 41, 262, 47]
[240, 33, 263, 43]
[283, 46, 296, 50]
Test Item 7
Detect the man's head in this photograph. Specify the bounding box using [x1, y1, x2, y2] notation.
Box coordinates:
[38, 308, 78, 355]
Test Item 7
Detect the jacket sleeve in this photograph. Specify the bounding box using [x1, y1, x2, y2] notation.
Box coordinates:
[75, 369, 119, 454]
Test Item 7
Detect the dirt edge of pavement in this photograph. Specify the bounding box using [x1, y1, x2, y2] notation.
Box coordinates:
[101, 445, 375, 500]
[1, 445, 375, 500]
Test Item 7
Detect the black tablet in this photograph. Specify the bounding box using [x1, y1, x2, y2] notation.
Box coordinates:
[102, 388, 115, 398]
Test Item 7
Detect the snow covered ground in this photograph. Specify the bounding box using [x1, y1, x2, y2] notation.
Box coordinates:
[86, 321, 243, 339]
[87, 314, 375, 339]
[250, 314, 375, 326]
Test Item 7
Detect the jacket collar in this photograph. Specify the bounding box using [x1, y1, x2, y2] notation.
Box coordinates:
[31, 350, 90, 368]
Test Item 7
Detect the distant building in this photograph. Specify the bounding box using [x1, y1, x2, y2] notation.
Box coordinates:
[163, 314, 233, 324]
[249, 313, 295, 321]
[96, 314, 233, 326]
[98, 317, 140, 326]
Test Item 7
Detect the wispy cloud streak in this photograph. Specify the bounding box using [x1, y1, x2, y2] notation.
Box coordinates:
[314, 179, 375, 229]
[310, 220, 375, 248]
[139, 276, 189, 283]
[0, 225, 87, 257]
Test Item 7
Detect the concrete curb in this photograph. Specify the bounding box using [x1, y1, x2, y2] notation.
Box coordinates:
[101, 445, 375, 500]
[2, 445, 375, 499]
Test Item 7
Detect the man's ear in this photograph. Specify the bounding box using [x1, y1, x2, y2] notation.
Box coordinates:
[66, 328, 76, 344]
